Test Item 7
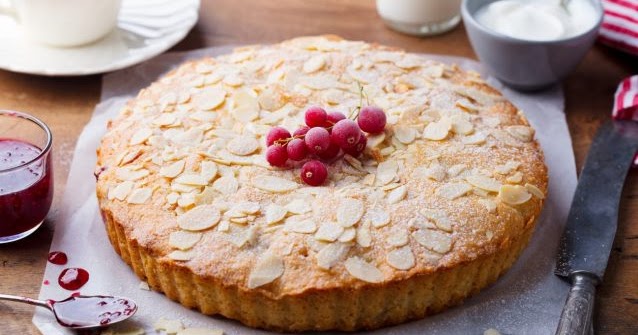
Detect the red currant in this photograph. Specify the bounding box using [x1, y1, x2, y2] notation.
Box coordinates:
[304, 127, 331, 154]
[266, 126, 291, 147]
[304, 106, 327, 128]
[287, 138, 308, 161]
[301, 160, 328, 186]
[358, 106, 386, 134]
[266, 145, 288, 167]
[293, 126, 310, 138]
[317, 141, 341, 160]
[331, 119, 361, 149]
[326, 111, 346, 126]
[343, 134, 367, 157]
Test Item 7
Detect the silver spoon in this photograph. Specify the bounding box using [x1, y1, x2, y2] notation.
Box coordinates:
[0, 293, 137, 329]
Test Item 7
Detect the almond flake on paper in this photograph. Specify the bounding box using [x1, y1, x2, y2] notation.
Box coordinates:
[247, 252, 284, 288]
[345, 257, 384, 283]
[154, 318, 184, 334]
[177, 328, 224, 335]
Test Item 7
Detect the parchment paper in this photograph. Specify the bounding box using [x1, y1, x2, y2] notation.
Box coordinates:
[33, 46, 577, 335]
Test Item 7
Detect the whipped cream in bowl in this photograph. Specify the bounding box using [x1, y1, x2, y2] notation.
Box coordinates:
[461, 0, 603, 90]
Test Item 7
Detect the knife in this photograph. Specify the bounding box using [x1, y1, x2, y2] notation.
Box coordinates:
[554, 120, 638, 335]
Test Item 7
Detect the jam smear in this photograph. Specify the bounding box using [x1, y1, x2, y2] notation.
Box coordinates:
[0, 139, 53, 238]
[58, 268, 90, 291]
[47, 251, 68, 265]
[50, 295, 137, 328]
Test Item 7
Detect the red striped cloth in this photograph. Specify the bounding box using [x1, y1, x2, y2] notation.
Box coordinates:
[611, 75, 638, 165]
[600, 0, 638, 55]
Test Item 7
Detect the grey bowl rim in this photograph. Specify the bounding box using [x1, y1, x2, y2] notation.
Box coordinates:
[461, 0, 604, 45]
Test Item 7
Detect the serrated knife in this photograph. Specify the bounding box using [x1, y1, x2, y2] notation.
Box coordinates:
[554, 120, 638, 335]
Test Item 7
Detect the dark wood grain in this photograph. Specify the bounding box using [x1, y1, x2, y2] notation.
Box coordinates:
[1, 0, 636, 333]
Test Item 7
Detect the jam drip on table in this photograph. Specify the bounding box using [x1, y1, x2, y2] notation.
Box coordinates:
[58, 268, 90, 291]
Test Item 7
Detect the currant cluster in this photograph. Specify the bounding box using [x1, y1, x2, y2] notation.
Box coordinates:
[265, 105, 387, 186]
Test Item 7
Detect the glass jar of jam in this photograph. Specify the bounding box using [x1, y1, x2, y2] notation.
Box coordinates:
[0, 110, 53, 243]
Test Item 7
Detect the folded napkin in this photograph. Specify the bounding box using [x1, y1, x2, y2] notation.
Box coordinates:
[600, 0, 638, 55]
[612, 75, 638, 164]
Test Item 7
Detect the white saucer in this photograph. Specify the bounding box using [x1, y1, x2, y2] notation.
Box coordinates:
[0, 0, 200, 76]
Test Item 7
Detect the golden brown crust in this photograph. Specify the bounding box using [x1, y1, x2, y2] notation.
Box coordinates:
[96, 35, 548, 331]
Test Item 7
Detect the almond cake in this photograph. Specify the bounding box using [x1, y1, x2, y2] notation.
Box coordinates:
[95, 35, 548, 331]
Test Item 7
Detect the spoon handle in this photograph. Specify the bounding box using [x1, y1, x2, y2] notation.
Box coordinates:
[0, 293, 51, 309]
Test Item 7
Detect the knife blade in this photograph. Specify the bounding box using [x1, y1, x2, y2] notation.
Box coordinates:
[554, 120, 638, 335]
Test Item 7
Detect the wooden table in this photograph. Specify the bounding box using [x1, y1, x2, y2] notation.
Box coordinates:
[1, 1, 636, 334]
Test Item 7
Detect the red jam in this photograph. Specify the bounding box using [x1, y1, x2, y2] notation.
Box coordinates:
[48, 251, 68, 265]
[58, 268, 90, 291]
[0, 139, 53, 239]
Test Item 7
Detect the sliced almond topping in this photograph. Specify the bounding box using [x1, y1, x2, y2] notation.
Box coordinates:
[200, 161, 218, 181]
[447, 164, 467, 177]
[285, 218, 317, 234]
[367, 132, 386, 148]
[227, 136, 259, 156]
[499, 185, 532, 205]
[167, 249, 194, 261]
[336, 198, 365, 227]
[315, 222, 345, 242]
[116, 167, 149, 181]
[356, 222, 372, 247]
[252, 176, 298, 193]
[175, 174, 209, 186]
[168, 231, 202, 250]
[303, 54, 326, 73]
[154, 113, 177, 127]
[495, 161, 521, 174]
[265, 204, 288, 225]
[506, 172, 523, 184]
[466, 174, 501, 192]
[177, 328, 224, 335]
[525, 183, 545, 199]
[345, 257, 384, 283]
[478, 199, 497, 213]
[108, 181, 134, 201]
[159, 160, 185, 178]
[231, 90, 259, 123]
[387, 229, 409, 247]
[387, 185, 407, 204]
[423, 119, 451, 140]
[394, 126, 416, 144]
[130, 127, 152, 145]
[368, 207, 390, 228]
[154, 318, 184, 334]
[167, 192, 180, 205]
[338, 227, 356, 242]
[462, 132, 487, 145]
[316, 242, 349, 270]
[376, 159, 398, 185]
[387, 246, 416, 270]
[449, 115, 474, 135]
[419, 209, 453, 232]
[119, 148, 143, 166]
[195, 87, 226, 110]
[412, 229, 453, 254]
[506, 125, 534, 142]
[223, 73, 244, 87]
[127, 188, 152, 204]
[177, 194, 196, 208]
[247, 252, 284, 289]
[285, 199, 311, 214]
[436, 182, 472, 200]
[236, 201, 260, 214]
[213, 176, 239, 195]
[178, 205, 221, 231]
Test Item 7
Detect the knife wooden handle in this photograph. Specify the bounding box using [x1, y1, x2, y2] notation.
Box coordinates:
[555, 273, 598, 335]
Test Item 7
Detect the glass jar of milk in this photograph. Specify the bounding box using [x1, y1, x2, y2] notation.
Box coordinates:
[376, 0, 462, 36]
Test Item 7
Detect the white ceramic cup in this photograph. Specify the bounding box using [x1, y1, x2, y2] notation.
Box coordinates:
[0, 0, 122, 47]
